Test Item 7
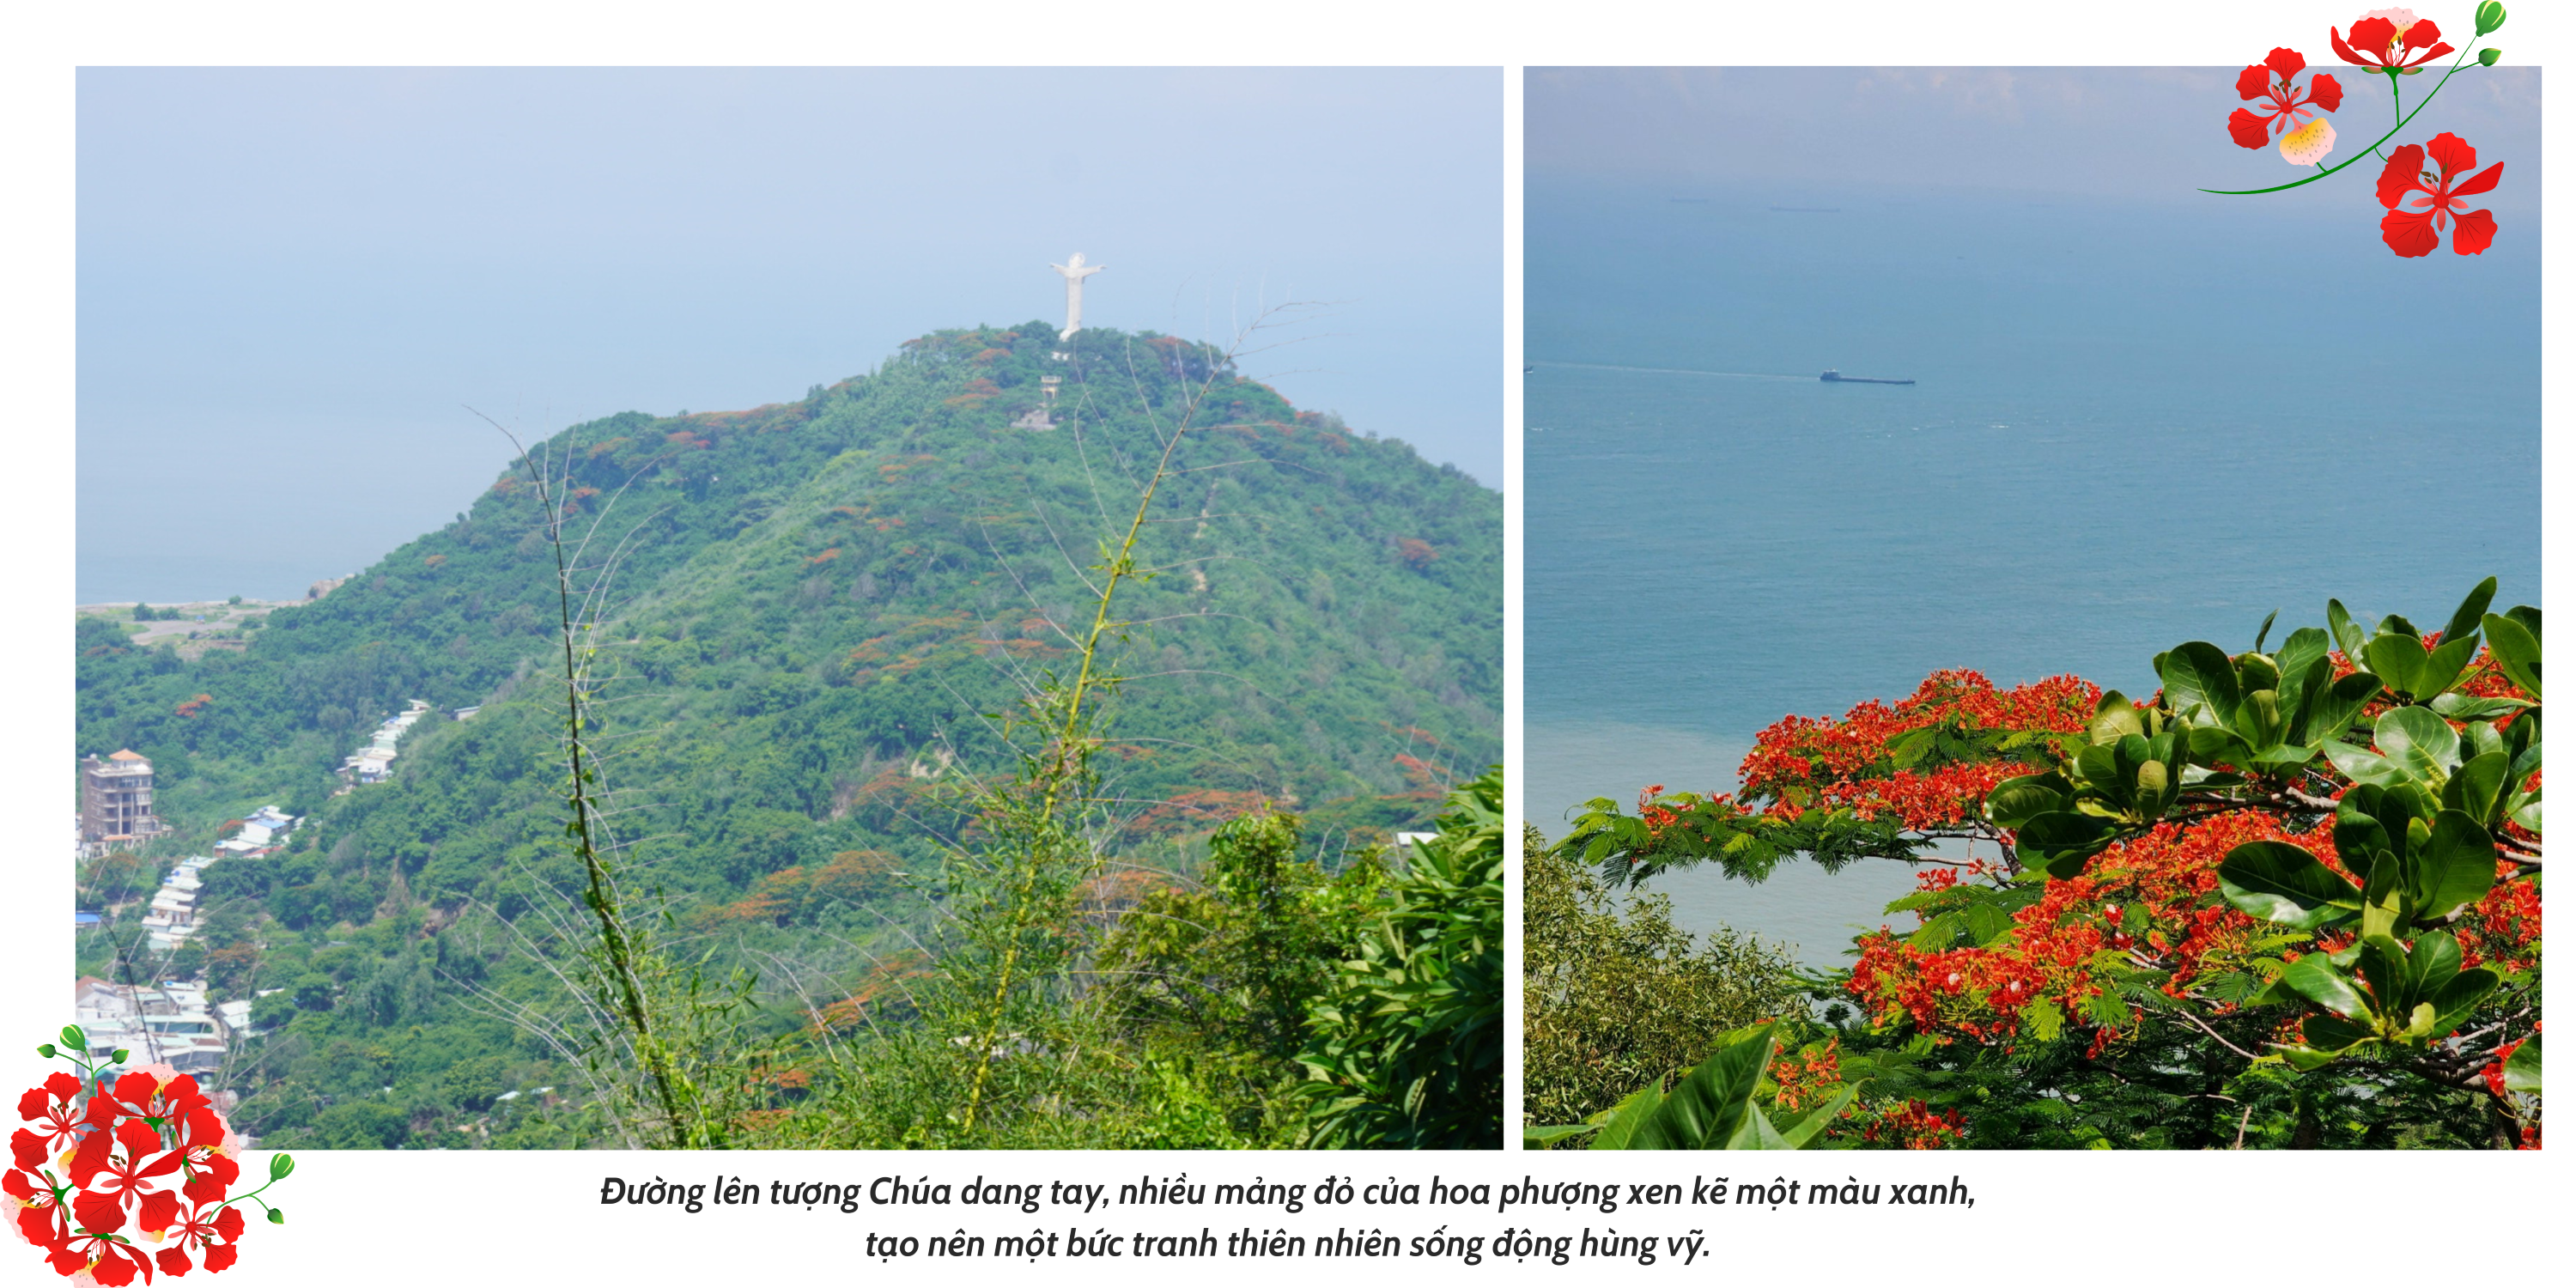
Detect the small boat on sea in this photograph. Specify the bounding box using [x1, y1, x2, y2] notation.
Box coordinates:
[1820, 368, 1914, 386]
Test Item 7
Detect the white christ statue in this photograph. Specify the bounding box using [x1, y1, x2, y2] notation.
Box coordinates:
[1050, 252, 1104, 339]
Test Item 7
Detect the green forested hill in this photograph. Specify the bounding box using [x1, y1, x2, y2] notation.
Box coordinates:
[72, 322, 1499, 1147]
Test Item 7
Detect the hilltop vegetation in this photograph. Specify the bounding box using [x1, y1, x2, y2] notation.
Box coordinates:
[73, 321, 1501, 1148]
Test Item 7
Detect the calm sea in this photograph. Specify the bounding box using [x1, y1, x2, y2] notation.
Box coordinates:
[1526, 184, 2543, 966]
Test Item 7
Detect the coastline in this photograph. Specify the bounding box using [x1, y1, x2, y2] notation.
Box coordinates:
[75, 597, 301, 658]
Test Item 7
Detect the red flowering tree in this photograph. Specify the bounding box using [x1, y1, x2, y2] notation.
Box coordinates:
[1563, 580, 2541, 1148]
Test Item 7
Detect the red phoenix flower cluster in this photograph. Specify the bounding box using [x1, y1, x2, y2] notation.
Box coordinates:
[1738, 670, 2099, 830]
[1848, 811, 2331, 1048]
[1766, 1038, 1845, 1114]
[8, 1048, 288, 1285]
[1859, 1100, 1967, 1151]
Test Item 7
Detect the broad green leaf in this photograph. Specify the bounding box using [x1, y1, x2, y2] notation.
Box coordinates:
[2359, 863, 2404, 942]
[2323, 740, 2411, 789]
[1524, 1124, 1597, 1147]
[2363, 631, 2429, 699]
[2217, 841, 2360, 928]
[2422, 967, 2500, 1040]
[2074, 744, 2122, 797]
[2503, 605, 2541, 635]
[2301, 1012, 2374, 1052]
[2414, 635, 2482, 701]
[2374, 708, 2462, 782]
[2296, 671, 2385, 748]
[2235, 687, 2286, 750]
[2412, 811, 2500, 923]
[2275, 626, 2330, 691]
[2187, 725, 2256, 766]
[1984, 774, 2068, 829]
[2326, 598, 2366, 663]
[2330, 819, 2390, 886]
[2428, 693, 2531, 723]
[2439, 577, 2498, 650]
[1725, 1106, 1795, 1150]
[2087, 691, 2144, 745]
[2160, 641, 2241, 724]
[1629, 1024, 1773, 1150]
[2401, 1002, 2441, 1040]
[2355, 936, 2414, 1018]
[2443, 750, 2512, 827]
[2246, 744, 2321, 770]
[2503, 1034, 2541, 1094]
[2234, 651, 2281, 698]
[2020, 811, 2117, 878]
[2278, 954, 2372, 1019]
[2279, 1044, 2342, 1071]
[2482, 611, 2542, 699]
[2508, 736, 2542, 784]
[2408, 930, 2464, 998]
[1589, 1082, 1663, 1151]
[2252, 609, 2280, 653]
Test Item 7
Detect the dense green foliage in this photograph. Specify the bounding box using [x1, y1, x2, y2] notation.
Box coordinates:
[1522, 828, 1803, 1129]
[1294, 769, 1504, 1148]
[72, 323, 1500, 1148]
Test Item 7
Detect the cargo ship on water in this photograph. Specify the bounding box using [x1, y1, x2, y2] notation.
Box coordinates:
[1820, 369, 1914, 385]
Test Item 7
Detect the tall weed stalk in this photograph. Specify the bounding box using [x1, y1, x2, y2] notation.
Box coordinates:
[478, 412, 740, 1148]
[931, 316, 1299, 1140]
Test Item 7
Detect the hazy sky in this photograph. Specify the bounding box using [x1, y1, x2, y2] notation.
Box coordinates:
[1530, 64, 2542, 220]
[77, 67, 1503, 603]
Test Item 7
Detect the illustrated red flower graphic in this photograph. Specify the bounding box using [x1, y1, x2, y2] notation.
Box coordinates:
[100, 1069, 210, 1127]
[18, 1072, 88, 1156]
[9, 1127, 46, 1172]
[52, 1229, 155, 1286]
[143, 1195, 242, 1278]
[2331, 10, 2454, 72]
[12, 1039, 292, 1283]
[2229, 47, 2344, 165]
[65, 1123, 183, 1242]
[2376, 132, 2501, 257]
[173, 1110, 240, 1206]
[3, 1170, 71, 1247]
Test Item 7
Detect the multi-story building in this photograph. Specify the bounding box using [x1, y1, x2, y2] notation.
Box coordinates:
[79, 750, 167, 846]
